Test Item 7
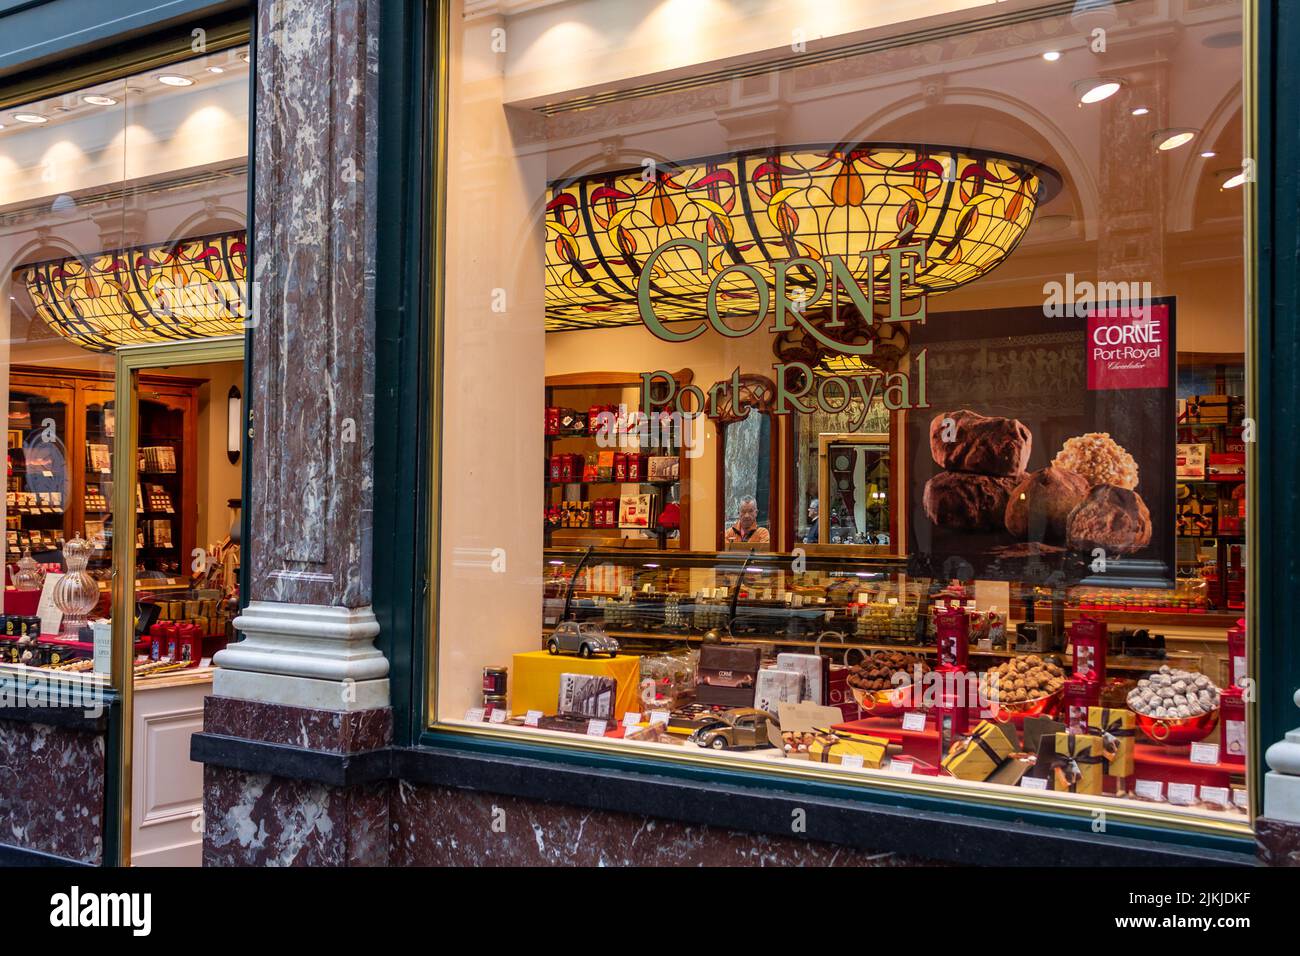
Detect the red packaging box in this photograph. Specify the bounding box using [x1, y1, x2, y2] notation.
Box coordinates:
[827, 664, 861, 721]
[932, 668, 971, 755]
[1062, 677, 1100, 733]
[1220, 686, 1246, 765]
[934, 607, 969, 669]
[1207, 452, 1245, 481]
[626, 453, 648, 482]
[559, 454, 579, 482]
[1227, 618, 1247, 689]
[545, 406, 560, 436]
[1069, 616, 1107, 682]
[613, 452, 628, 482]
[548, 455, 562, 482]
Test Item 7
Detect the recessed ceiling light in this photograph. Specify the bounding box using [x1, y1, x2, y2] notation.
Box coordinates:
[1153, 128, 1198, 151]
[1042, 50, 1061, 62]
[1219, 169, 1247, 190]
[82, 94, 117, 106]
[1130, 106, 1149, 116]
[1074, 78, 1122, 104]
[13, 113, 47, 124]
[157, 74, 194, 87]
[207, 66, 225, 74]
[1200, 150, 1217, 158]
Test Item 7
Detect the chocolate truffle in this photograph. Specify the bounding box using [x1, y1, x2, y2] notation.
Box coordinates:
[929, 409, 1032, 477]
[1053, 432, 1139, 490]
[923, 471, 1020, 532]
[1065, 484, 1153, 554]
[1004, 465, 1091, 543]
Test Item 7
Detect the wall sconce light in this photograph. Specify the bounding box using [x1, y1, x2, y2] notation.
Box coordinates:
[227, 385, 242, 464]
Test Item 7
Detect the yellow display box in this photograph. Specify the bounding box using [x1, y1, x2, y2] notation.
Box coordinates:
[511, 650, 641, 720]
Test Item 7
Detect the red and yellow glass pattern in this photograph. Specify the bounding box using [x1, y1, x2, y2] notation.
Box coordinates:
[20, 231, 248, 352]
[544, 145, 1056, 332]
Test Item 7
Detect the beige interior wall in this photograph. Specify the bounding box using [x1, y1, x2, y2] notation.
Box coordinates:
[438, 8, 549, 717]
[187, 361, 243, 549]
[501, 0, 1005, 106]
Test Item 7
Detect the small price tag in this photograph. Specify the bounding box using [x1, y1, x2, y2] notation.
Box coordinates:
[622, 712, 642, 727]
[1199, 786, 1230, 808]
[586, 719, 608, 737]
[888, 759, 912, 774]
[1167, 782, 1197, 806]
[464, 707, 485, 723]
[901, 712, 927, 732]
[488, 709, 508, 724]
[649, 710, 671, 726]
[1020, 776, 1048, 790]
[839, 754, 865, 769]
[1135, 779, 1164, 801]
[524, 710, 542, 727]
[1189, 742, 1220, 765]
[1233, 789, 1250, 809]
[977, 639, 993, 651]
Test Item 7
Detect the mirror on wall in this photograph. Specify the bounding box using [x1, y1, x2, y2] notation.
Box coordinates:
[818, 433, 892, 547]
[719, 411, 773, 549]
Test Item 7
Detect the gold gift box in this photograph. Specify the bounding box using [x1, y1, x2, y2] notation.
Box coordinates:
[1086, 706, 1136, 778]
[941, 720, 1018, 781]
[1049, 732, 1104, 794]
[808, 728, 890, 768]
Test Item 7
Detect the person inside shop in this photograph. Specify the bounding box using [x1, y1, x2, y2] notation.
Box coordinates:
[803, 498, 820, 543]
[724, 494, 770, 545]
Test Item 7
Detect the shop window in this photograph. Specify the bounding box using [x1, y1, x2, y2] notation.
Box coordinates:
[432, 0, 1253, 834]
[1, 48, 248, 864]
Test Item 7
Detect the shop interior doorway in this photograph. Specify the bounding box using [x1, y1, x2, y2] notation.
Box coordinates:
[112, 339, 244, 866]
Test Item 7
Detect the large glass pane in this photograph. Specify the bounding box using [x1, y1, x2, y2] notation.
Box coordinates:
[434, 0, 1251, 830]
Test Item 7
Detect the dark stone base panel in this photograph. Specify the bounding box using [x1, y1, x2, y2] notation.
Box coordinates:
[388, 783, 925, 866]
[1256, 817, 1300, 866]
[203, 696, 391, 753]
[203, 765, 389, 866]
[0, 719, 103, 865]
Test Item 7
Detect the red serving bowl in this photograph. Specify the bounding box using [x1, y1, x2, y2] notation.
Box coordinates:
[985, 688, 1063, 726]
[1135, 708, 1219, 746]
[851, 683, 917, 718]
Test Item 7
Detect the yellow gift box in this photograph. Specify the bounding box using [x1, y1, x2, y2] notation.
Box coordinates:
[941, 720, 1018, 781]
[511, 650, 641, 720]
[1049, 732, 1104, 794]
[1086, 706, 1136, 778]
[808, 728, 890, 767]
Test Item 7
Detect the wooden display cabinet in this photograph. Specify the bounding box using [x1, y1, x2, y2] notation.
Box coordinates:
[544, 371, 692, 551]
[7, 366, 198, 574]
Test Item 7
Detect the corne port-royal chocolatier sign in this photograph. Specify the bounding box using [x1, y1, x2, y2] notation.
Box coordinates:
[633, 238, 930, 419]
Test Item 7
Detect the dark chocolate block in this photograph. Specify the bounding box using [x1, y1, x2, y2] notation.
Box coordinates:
[695, 644, 762, 708]
[929, 409, 1032, 476]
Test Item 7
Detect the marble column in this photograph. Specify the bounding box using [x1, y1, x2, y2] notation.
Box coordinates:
[1259, 688, 1300, 865]
[212, 0, 388, 712]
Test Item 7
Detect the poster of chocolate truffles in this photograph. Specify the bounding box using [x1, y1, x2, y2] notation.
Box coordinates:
[906, 298, 1176, 587]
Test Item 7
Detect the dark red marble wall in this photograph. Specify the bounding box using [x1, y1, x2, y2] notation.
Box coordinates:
[387, 783, 927, 867]
[0, 719, 103, 865]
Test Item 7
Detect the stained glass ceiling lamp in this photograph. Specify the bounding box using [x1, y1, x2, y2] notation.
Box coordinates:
[544, 144, 1060, 333]
[18, 230, 248, 353]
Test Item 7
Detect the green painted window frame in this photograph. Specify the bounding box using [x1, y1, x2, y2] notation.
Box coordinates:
[372, 0, 1297, 857]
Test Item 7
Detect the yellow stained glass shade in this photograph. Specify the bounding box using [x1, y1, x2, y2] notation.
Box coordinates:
[20, 231, 247, 352]
[544, 145, 1058, 332]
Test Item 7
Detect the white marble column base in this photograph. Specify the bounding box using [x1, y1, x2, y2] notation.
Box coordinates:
[213, 601, 390, 710]
[212, 669, 390, 712]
